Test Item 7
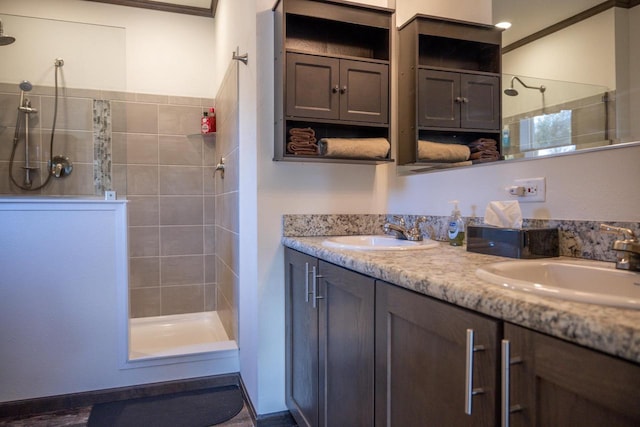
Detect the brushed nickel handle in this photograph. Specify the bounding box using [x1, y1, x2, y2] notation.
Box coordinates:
[304, 262, 310, 303]
[465, 329, 486, 415]
[501, 339, 523, 427]
[311, 266, 324, 308]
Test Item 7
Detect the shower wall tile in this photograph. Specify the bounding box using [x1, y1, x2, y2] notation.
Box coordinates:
[159, 135, 202, 166]
[204, 225, 216, 255]
[160, 255, 204, 286]
[0, 93, 21, 127]
[136, 93, 168, 104]
[204, 284, 217, 312]
[130, 288, 161, 318]
[42, 129, 94, 163]
[129, 257, 160, 288]
[205, 254, 216, 284]
[111, 164, 127, 196]
[40, 96, 93, 131]
[126, 165, 158, 195]
[158, 104, 201, 136]
[129, 226, 160, 257]
[159, 196, 203, 225]
[63, 87, 102, 100]
[161, 285, 205, 315]
[159, 166, 202, 195]
[216, 257, 238, 341]
[101, 90, 136, 102]
[204, 196, 215, 225]
[169, 95, 203, 107]
[112, 133, 159, 165]
[216, 226, 239, 274]
[160, 225, 203, 256]
[203, 135, 217, 167]
[111, 101, 158, 134]
[127, 196, 159, 226]
[216, 191, 239, 233]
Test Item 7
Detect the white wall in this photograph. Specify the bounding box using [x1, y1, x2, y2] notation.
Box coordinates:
[0, 0, 216, 97]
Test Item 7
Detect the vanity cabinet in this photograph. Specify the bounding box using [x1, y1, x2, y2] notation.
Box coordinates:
[375, 280, 500, 426]
[284, 248, 375, 427]
[273, 0, 393, 164]
[398, 14, 502, 165]
[503, 323, 640, 427]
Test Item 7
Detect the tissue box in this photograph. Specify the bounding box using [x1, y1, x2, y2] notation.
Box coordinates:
[466, 226, 559, 259]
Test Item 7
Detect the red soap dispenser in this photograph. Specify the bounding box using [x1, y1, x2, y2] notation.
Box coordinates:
[208, 107, 216, 133]
[201, 111, 211, 134]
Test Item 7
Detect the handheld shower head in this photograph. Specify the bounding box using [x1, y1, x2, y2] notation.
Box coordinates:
[0, 19, 16, 46]
[19, 80, 33, 92]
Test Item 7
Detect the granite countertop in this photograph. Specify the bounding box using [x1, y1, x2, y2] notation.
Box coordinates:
[282, 236, 640, 364]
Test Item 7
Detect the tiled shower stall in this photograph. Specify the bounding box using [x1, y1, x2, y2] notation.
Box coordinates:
[0, 73, 239, 340]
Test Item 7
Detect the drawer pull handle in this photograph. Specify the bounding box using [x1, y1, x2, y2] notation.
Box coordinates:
[501, 339, 523, 427]
[465, 328, 485, 415]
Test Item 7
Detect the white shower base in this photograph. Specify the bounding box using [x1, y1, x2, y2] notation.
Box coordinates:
[129, 311, 237, 361]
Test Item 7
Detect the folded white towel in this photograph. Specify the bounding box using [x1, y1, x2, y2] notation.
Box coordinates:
[318, 138, 390, 159]
[418, 140, 470, 162]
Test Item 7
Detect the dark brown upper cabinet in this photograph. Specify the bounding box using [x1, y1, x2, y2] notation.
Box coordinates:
[273, 0, 393, 164]
[398, 15, 502, 165]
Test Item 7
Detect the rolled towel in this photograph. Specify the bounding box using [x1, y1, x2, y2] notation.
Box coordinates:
[318, 137, 390, 159]
[418, 140, 470, 162]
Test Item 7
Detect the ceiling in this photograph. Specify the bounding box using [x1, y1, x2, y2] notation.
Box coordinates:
[84, 0, 218, 18]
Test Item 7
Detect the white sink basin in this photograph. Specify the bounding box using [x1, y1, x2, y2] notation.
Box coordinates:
[476, 259, 640, 309]
[322, 235, 439, 251]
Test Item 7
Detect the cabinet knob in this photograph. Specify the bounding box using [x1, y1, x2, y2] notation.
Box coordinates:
[332, 85, 339, 94]
[340, 86, 347, 94]
[462, 97, 469, 103]
[455, 96, 463, 103]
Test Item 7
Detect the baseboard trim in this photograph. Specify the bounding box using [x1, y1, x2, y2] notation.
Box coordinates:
[238, 377, 297, 427]
[0, 373, 240, 419]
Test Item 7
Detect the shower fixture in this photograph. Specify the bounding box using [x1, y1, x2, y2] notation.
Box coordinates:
[9, 58, 71, 191]
[504, 76, 546, 96]
[0, 19, 16, 46]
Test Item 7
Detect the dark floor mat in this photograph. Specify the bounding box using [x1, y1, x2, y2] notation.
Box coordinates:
[87, 385, 243, 427]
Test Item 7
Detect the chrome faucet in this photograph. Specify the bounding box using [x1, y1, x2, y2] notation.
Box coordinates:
[383, 215, 427, 241]
[600, 224, 640, 271]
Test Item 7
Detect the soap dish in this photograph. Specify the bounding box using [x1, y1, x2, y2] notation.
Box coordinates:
[467, 225, 559, 259]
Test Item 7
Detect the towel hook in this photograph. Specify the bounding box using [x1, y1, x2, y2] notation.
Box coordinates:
[232, 52, 248, 65]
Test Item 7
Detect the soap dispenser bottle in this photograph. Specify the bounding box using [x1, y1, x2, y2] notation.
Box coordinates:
[448, 200, 465, 246]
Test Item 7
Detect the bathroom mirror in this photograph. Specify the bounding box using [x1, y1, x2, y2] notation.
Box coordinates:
[398, 0, 639, 175]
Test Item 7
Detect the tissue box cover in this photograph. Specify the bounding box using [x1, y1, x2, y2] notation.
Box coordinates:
[466, 226, 559, 258]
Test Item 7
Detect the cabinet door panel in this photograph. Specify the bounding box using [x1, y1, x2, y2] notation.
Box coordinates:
[461, 74, 500, 130]
[418, 69, 460, 128]
[504, 323, 640, 427]
[375, 281, 499, 426]
[286, 53, 339, 120]
[319, 261, 374, 427]
[285, 249, 319, 427]
[339, 60, 389, 124]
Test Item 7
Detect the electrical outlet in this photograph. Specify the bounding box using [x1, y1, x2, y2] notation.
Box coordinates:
[104, 191, 116, 201]
[513, 177, 546, 202]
